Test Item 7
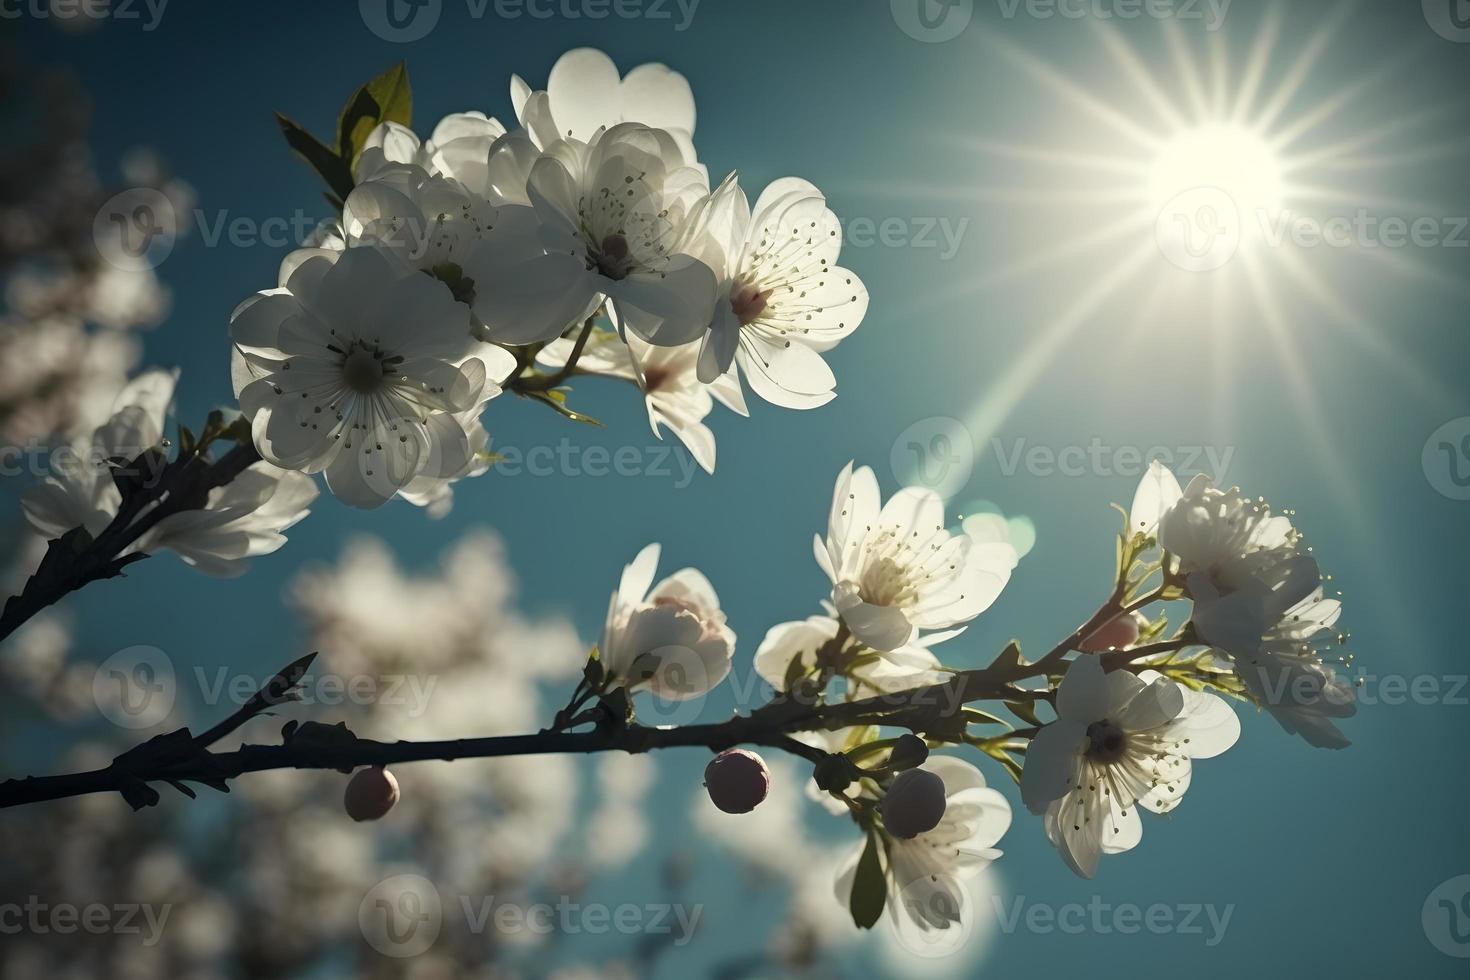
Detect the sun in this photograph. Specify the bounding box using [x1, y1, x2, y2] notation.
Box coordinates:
[1147, 123, 1285, 219]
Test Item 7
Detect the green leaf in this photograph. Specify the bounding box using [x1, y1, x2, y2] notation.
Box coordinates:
[849, 831, 887, 929]
[275, 112, 354, 203]
[337, 62, 413, 168]
[582, 646, 605, 690]
[1004, 699, 1042, 727]
[522, 389, 605, 426]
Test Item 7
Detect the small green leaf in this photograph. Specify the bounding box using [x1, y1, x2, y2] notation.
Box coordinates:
[1004, 699, 1042, 727]
[849, 830, 887, 929]
[275, 112, 354, 203]
[337, 62, 413, 166]
[522, 389, 605, 426]
[582, 646, 605, 689]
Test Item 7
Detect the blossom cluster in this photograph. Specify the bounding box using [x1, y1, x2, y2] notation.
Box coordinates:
[229, 49, 867, 509]
[572, 459, 1354, 944]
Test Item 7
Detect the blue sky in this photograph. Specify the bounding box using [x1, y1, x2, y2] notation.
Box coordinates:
[8, 0, 1470, 976]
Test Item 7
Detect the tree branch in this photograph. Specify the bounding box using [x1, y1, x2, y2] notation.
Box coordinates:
[0, 441, 261, 644]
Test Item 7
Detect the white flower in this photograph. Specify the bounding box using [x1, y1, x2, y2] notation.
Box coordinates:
[355, 111, 509, 189]
[695, 178, 867, 409]
[509, 48, 698, 164]
[21, 369, 319, 577]
[753, 612, 952, 699]
[1158, 472, 1299, 579]
[599, 543, 735, 701]
[1225, 584, 1356, 749]
[1020, 656, 1240, 878]
[476, 123, 722, 347]
[230, 246, 512, 508]
[1127, 459, 1184, 538]
[835, 757, 1011, 947]
[815, 463, 1016, 654]
[22, 367, 179, 539]
[137, 463, 319, 577]
[1129, 465, 1355, 747]
[538, 329, 745, 474]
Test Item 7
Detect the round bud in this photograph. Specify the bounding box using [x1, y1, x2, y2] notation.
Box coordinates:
[1080, 612, 1142, 652]
[881, 768, 947, 839]
[344, 765, 399, 822]
[703, 748, 770, 814]
[887, 733, 930, 771]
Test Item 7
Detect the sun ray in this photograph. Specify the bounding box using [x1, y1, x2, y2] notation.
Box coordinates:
[951, 137, 1148, 179]
[974, 208, 1158, 290]
[1161, 17, 1212, 123]
[1272, 249, 1458, 412]
[1268, 43, 1430, 151]
[1238, 249, 1369, 523]
[979, 31, 1164, 151]
[1091, 20, 1188, 134]
[1250, 0, 1357, 134]
[967, 242, 1157, 452]
[1230, 4, 1284, 126]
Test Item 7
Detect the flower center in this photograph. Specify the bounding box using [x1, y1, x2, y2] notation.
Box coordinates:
[859, 555, 916, 609]
[1085, 720, 1129, 765]
[342, 348, 386, 393]
[595, 233, 633, 281]
[730, 282, 772, 326]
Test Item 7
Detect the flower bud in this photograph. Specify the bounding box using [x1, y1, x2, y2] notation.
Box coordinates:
[887, 733, 930, 771]
[881, 767, 947, 839]
[1079, 612, 1143, 652]
[344, 765, 399, 822]
[703, 748, 770, 814]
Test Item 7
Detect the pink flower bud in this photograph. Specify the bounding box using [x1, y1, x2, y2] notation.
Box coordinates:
[881, 768, 947, 839]
[704, 748, 770, 814]
[344, 765, 399, 822]
[1080, 612, 1143, 652]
